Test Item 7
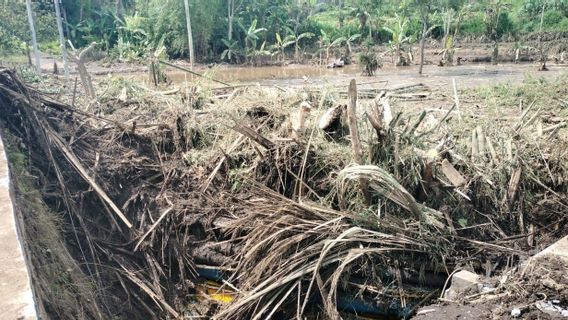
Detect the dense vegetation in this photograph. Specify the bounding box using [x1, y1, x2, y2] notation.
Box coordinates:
[2, 0, 568, 63]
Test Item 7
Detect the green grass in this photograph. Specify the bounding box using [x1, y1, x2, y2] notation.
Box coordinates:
[472, 73, 568, 110]
[0, 54, 28, 65]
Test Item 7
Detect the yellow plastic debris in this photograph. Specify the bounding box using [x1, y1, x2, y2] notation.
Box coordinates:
[196, 280, 235, 304]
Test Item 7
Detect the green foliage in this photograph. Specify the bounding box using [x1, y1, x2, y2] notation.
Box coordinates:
[460, 12, 486, 35]
[358, 51, 381, 76]
[522, 9, 568, 31]
[39, 40, 61, 55]
[523, 0, 568, 16]
[0, 1, 57, 55]
[3, 0, 566, 63]
[221, 39, 242, 63]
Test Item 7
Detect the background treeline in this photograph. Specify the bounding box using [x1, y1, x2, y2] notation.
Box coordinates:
[1, 0, 568, 62]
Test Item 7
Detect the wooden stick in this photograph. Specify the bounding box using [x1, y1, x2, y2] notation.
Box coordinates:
[134, 207, 174, 251]
[347, 79, 371, 205]
[68, 41, 97, 99]
[476, 125, 486, 157]
[506, 139, 513, 161]
[158, 60, 231, 86]
[451, 78, 462, 123]
[471, 129, 478, 160]
[71, 76, 78, 107]
[486, 135, 498, 164]
[46, 126, 133, 228]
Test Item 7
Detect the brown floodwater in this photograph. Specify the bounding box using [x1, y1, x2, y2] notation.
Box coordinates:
[130, 62, 567, 91]
[167, 64, 361, 83]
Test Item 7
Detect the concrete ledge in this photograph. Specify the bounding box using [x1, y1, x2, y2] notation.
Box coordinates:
[534, 236, 568, 263]
[0, 135, 37, 319]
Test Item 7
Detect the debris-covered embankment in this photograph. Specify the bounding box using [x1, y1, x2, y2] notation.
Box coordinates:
[0, 67, 567, 319]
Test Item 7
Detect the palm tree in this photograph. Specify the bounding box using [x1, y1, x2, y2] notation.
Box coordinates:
[53, 0, 69, 81]
[227, 0, 243, 41]
[350, 6, 370, 32]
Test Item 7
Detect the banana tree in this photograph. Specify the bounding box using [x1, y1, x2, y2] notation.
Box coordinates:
[221, 38, 241, 63]
[441, 4, 470, 65]
[383, 13, 411, 66]
[318, 29, 332, 65]
[484, 0, 512, 65]
[283, 26, 314, 63]
[239, 19, 266, 63]
[250, 41, 272, 66]
[270, 32, 294, 63]
[330, 33, 361, 63]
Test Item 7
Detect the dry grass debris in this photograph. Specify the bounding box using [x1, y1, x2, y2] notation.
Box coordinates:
[0, 67, 567, 319]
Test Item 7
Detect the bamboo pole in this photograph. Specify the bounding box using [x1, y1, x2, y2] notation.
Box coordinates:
[347, 79, 370, 205]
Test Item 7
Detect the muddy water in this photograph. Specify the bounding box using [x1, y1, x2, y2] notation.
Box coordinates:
[167, 64, 360, 83]
[161, 63, 567, 91]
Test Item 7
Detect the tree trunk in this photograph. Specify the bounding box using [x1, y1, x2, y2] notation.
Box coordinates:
[538, 4, 547, 71]
[395, 44, 401, 66]
[25, 0, 41, 74]
[228, 0, 234, 41]
[26, 45, 32, 66]
[53, 0, 70, 82]
[492, 40, 499, 65]
[62, 6, 70, 38]
[442, 15, 450, 62]
[347, 80, 370, 206]
[68, 42, 97, 100]
[419, 20, 427, 74]
[183, 0, 195, 69]
[115, 0, 122, 15]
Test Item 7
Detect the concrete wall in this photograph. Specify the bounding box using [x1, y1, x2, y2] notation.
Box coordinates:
[0, 134, 37, 319]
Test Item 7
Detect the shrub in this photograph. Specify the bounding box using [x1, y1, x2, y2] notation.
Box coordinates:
[461, 12, 486, 36]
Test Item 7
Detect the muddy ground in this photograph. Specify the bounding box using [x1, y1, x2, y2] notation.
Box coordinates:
[415, 257, 568, 320]
[29, 40, 568, 90]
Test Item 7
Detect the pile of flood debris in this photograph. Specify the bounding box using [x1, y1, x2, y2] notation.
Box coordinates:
[0, 67, 567, 319]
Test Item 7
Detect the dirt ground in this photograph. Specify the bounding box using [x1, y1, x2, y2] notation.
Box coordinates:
[414, 256, 568, 320]
[32, 40, 568, 92]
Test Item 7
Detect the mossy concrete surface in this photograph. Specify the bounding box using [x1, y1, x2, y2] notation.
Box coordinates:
[0, 134, 36, 320]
